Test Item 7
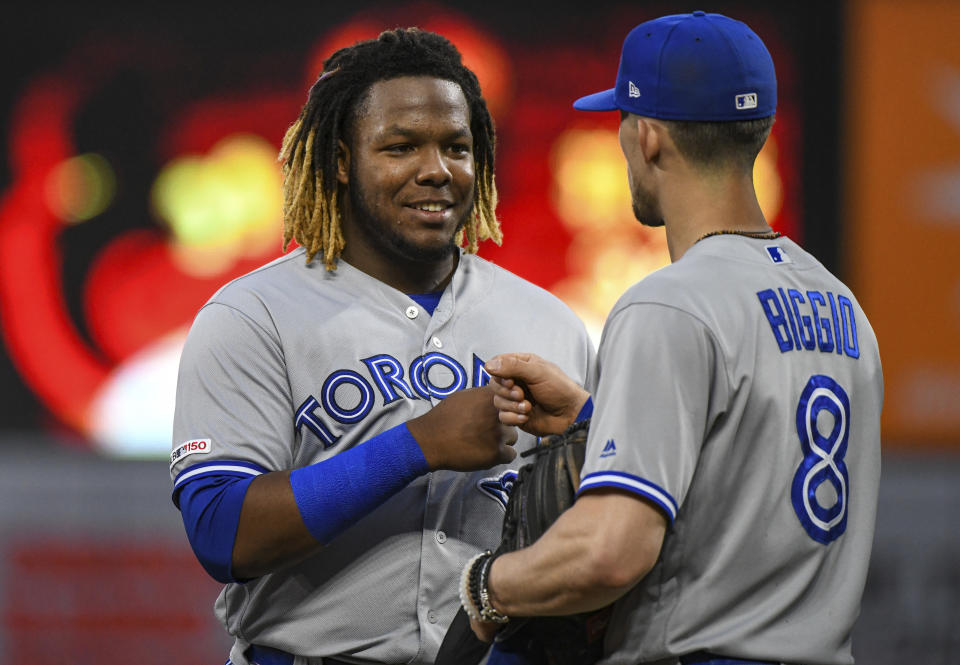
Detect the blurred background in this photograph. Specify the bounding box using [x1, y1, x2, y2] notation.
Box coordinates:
[0, 0, 956, 662]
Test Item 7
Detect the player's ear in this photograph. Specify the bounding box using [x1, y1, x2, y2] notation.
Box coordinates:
[636, 117, 661, 164]
[336, 140, 350, 185]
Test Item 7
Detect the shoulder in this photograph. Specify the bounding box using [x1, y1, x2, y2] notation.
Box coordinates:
[458, 255, 591, 343]
[208, 249, 310, 307]
[608, 262, 690, 317]
[610, 236, 833, 314]
[183, 249, 346, 344]
[603, 252, 738, 347]
[202, 248, 359, 318]
[460, 254, 583, 322]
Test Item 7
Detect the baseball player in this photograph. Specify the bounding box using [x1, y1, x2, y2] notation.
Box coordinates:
[168, 29, 594, 665]
[467, 12, 883, 665]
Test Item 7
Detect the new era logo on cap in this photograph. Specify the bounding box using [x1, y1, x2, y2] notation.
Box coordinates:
[628, 81, 641, 98]
[736, 93, 758, 110]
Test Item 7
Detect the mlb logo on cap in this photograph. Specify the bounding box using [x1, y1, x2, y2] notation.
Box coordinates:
[736, 93, 759, 110]
[573, 11, 777, 121]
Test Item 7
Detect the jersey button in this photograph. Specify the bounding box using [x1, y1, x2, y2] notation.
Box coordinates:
[427, 610, 438, 623]
[406, 306, 419, 319]
[431, 337, 443, 349]
[435, 530, 447, 544]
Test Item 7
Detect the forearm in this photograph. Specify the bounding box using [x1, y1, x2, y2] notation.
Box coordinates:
[489, 525, 629, 616]
[231, 470, 319, 579]
[232, 422, 429, 578]
[487, 491, 667, 617]
[228, 386, 514, 580]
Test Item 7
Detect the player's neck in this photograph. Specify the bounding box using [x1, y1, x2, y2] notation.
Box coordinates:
[662, 171, 768, 262]
[341, 247, 459, 294]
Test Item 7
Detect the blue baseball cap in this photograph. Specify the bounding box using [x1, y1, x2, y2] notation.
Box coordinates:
[574, 11, 776, 121]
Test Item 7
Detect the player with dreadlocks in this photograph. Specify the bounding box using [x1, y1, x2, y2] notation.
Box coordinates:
[280, 28, 500, 269]
[169, 27, 594, 665]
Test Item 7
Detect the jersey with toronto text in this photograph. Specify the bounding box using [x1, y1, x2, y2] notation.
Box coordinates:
[170, 248, 594, 665]
[578, 235, 882, 665]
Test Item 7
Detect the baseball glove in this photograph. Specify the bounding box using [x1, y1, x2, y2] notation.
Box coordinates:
[435, 419, 611, 665]
[497, 417, 590, 552]
[492, 418, 611, 665]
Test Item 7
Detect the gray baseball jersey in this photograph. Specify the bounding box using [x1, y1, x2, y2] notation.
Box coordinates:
[170, 248, 594, 665]
[578, 236, 882, 665]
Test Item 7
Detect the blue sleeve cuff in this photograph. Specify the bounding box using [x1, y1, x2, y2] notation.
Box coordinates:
[290, 422, 430, 545]
[172, 460, 267, 508]
[575, 396, 594, 422]
[577, 470, 678, 524]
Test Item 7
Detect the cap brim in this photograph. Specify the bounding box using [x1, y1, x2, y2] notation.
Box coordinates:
[573, 88, 619, 111]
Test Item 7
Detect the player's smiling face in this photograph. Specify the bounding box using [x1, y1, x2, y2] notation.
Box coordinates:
[338, 76, 476, 275]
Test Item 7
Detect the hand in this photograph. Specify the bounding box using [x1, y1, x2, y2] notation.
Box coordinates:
[469, 615, 501, 643]
[408, 385, 518, 471]
[485, 353, 590, 436]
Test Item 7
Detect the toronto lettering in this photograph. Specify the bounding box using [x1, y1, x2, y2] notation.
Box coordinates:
[295, 352, 491, 448]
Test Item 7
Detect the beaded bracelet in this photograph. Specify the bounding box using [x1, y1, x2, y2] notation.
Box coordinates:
[459, 551, 486, 621]
[460, 550, 510, 624]
[478, 552, 509, 623]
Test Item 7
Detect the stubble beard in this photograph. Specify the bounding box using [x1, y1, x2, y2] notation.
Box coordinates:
[631, 179, 665, 228]
[348, 172, 473, 264]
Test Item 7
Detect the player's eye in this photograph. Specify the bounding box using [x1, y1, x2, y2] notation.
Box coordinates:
[384, 143, 415, 154]
[448, 143, 472, 155]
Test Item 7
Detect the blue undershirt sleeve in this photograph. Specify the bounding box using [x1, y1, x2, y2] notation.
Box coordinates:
[177, 474, 255, 584]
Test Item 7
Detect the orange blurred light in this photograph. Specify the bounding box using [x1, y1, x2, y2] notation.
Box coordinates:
[754, 136, 783, 225]
[550, 128, 632, 231]
[548, 127, 670, 343]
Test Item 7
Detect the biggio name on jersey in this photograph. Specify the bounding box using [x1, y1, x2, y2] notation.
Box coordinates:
[296, 352, 492, 449]
[757, 287, 860, 358]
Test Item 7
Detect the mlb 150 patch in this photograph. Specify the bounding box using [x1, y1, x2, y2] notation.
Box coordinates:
[171, 438, 212, 467]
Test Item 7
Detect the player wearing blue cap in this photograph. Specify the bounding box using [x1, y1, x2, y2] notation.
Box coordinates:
[169, 29, 594, 665]
[468, 12, 882, 665]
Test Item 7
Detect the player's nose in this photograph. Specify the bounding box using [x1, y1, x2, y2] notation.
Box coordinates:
[414, 145, 452, 186]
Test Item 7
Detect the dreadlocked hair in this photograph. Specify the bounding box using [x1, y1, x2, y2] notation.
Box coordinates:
[279, 27, 501, 269]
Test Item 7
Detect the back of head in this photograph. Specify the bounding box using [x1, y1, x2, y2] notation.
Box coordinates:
[280, 28, 500, 268]
[574, 11, 777, 171]
[665, 116, 774, 173]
